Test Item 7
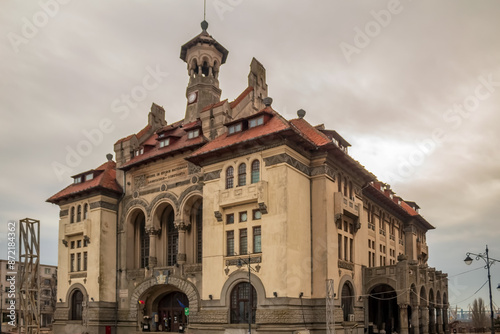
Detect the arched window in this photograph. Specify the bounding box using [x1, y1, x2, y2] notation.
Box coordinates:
[83, 203, 88, 220]
[138, 215, 149, 269]
[166, 210, 178, 267]
[349, 181, 353, 199]
[251, 160, 260, 184]
[196, 203, 203, 264]
[337, 174, 342, 193]
[341, 281, 354, 321]
[70, 207, 75, 224]
[77, 205, 82, 222]
[343, 177, 348, 196]
[230, 282, 257, 324]
[226, 166, 234, 189]
[238, 163, 246, 186]
[71, 289, 83, 320]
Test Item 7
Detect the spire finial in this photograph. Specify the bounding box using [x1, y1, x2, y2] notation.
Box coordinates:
[201, 0, 208, 31]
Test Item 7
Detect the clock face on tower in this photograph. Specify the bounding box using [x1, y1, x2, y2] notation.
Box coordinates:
[188, 91, 198, 104]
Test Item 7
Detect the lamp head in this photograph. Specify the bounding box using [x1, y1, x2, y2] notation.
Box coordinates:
[497, 283, 500, 292]
[237, 259, 243, 269]
[464, 255, 473, 266]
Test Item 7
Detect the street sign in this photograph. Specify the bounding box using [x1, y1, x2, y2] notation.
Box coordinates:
[184, 307, 189, 316]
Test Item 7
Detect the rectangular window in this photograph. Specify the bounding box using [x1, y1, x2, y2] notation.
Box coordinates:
[368, 251, 372, 267]
[188, 129, 200, 139]
[228, 123, 242, 134]
[77, 253, 81, 271]
[83, 252, 88, 271]
[85, 173, 93, 181]
[44, 279, 50, 285]
[74, 176, 82, 184]
[372, 253, 375, 266]
[239, 211, 248, 223]
[83, 238, 88, 247]
[240, 229, 248, 255]
[338, 234, 342, 260]
[253, 226, 261, 253]
[159, 138, 170, 148]
[227, 231, 234, 256]
[77, 240, 82, 248]
[70, 254, 75, 272]
[344, 236, 348, 261]
[226, 214, 234, 224]
[248, 116, 264, 128]
[252, 209, 261, 220]
[349, 238, 353, 263]
[71, 241, 75, 249]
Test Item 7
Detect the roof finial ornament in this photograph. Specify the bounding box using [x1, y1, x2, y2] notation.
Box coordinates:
[106, 153, 113, 161]
[263, 97, 273, 107]
[297, 109, 306, 119]
[201, 0, 208, 31]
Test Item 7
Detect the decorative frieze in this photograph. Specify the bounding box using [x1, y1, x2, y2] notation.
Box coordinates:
[204, 169, 222, 181]
[89, 200, 118, 211]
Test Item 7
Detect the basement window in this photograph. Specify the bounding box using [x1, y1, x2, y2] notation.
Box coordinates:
[159, 138, 170, 148]
[228, 123, 242, 135]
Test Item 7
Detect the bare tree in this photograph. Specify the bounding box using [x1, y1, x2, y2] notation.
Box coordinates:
[471, 298, 488, 331]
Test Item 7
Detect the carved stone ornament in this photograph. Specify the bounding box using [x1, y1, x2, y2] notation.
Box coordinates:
[145, 227, 161, 236]
[258, 202, 268, 214]
[62, 239, 68, 247]
[214, 211, 223, 222]
[174, 220, 190, 231]
[154, 270, 169, 285]
[84, 235, 90, 244]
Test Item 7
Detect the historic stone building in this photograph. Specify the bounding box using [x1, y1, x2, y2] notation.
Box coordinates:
[47, 21, 448, 334]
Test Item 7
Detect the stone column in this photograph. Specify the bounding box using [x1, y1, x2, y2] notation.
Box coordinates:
[436, 307, 443, 334]
[146, 227, 161, 268]
[443, 308, 449, 334]
[412, 306, 420, 334]
[428, 307, 435, 334]
[175, 220, 188, 264]
[399, 304, 409, 334]
[420, 307, 429, 334]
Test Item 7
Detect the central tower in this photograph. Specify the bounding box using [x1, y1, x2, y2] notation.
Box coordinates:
[180, 20, 229, 123]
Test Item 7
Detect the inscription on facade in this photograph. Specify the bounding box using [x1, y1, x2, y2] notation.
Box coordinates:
[134, 165, 189, 188]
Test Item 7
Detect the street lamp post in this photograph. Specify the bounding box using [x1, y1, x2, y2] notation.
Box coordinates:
[464, 245, 500, 334]
[237, 254, 259, 334]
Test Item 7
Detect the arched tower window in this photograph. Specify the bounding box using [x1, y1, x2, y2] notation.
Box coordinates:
[238, 163, 247, 186]
[251, 160, 260, 184]
[230, 282, 257, 324]
[226, 166, 234, 189]
[70, 207, 75, 224]
[341, 281, 354, 321]
[71, 289, 83, 320]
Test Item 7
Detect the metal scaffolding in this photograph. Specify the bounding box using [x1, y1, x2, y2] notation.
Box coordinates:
[326, 279, 335, 334]
[19, 218, 41, 334]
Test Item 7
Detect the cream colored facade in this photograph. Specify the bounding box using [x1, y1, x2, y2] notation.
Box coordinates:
[48, 21, 448, 334]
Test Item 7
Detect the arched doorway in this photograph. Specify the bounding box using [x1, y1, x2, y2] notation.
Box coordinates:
[157, 291, 189, 332]
[368, 284, 399, 334]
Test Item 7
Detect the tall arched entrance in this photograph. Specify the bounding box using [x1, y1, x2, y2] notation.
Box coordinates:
[156, 291, 189, 332]
[368, 284, 399, 334]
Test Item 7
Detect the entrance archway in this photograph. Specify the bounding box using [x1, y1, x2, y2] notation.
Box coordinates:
[156, 291, 189, 332]
[368, 284, 399, 334]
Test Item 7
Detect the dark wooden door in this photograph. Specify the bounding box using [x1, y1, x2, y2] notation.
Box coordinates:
[157, 291, 189, 332]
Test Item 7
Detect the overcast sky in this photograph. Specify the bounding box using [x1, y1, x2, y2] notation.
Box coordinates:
[1, 0, 499, 311]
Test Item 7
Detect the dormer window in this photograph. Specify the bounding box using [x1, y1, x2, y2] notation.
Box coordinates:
[74, 176, 82, 184]
[159, 138, 170, 148]
[84, 173, 93, 181]
[188, 129, 200, 139]
[249, 116, 264, 128]
[228, 123, 242, 135]
[134, 147, 144, 156]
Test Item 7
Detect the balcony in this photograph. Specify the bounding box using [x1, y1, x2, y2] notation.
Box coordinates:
[334, 192, 359, 219]
[218, 181, 268, 209]
[64, 219, 91, 237]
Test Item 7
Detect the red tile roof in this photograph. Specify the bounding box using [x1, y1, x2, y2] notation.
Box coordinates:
[119, 126, 207, 170]
[289, 118, 332, 147]
[400, 201, 419, 216]
[229, 86, 254, 109]
[202, 99, 228, 112]
[47, 160, 122, 204]
[188, 108, 291, 159]
[115, 124, 152, 145]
